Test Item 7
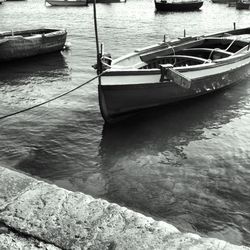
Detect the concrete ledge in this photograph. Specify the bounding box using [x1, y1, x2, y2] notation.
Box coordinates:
[0, 166, 249, 250]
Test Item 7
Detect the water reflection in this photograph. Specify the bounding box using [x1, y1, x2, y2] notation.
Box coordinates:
[0, 52, 69, 85]
[6, 108, 102, 179]
[100, 81, 250, 246]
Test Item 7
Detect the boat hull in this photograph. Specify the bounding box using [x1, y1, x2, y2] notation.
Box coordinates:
[46, 0, 88, 6]
[0, 29, 67, 62]
[236, 0, 250, 9]
[88, 0, 123, 3]
[155, 1, 203, 11]
[99, 61, 250, 123]
[211, 0, 230, 3]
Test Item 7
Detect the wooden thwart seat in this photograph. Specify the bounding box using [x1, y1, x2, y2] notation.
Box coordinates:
[160, 64, 192, 89]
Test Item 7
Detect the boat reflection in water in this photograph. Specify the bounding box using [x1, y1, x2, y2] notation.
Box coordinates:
[100, 81, 250, 246]
[0, 52, 69, 85]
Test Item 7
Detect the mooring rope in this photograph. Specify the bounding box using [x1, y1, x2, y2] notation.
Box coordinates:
[0, 72, 104, 121]
[166, 42, 177, 66]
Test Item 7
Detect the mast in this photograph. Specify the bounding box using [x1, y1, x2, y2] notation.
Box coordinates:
[93, 0, 102, 84]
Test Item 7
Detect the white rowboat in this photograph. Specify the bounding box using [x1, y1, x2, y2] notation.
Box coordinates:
[97, 27, 250, 123]
[46, 0, 88, 6]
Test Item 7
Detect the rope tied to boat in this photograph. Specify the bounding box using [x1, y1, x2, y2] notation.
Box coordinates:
[0, 72, 104, 121]
[165, 42, 177, 66]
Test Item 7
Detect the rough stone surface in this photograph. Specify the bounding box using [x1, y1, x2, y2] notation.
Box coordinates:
[0, 231, 60, 250]
[0, 166, 249, 250]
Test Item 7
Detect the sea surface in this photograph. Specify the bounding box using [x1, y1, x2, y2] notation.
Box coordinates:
[0, 0, 250, 246]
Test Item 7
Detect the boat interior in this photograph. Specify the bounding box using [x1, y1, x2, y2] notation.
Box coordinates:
[139, 37, 250, 69]
[0, 29, 59, 38]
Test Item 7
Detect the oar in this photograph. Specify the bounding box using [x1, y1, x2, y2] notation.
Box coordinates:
[160, 64, 192, 89]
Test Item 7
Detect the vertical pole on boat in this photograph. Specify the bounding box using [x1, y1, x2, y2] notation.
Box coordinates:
[184, 29, 186, 38]
[163, 34, 166, 42]
[233, 22, 236, 30]
[93, 0, 102, 84]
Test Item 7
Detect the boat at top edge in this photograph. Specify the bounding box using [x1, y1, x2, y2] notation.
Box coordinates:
[46, 0, 88, 6]
[97, 27, 250, 123]
[154, 0, 203, 11]
[211, 0, 230, 3]
[0, 28, 67, 62]
[236, 0, 250, 9]
[88, 0, 125, 3]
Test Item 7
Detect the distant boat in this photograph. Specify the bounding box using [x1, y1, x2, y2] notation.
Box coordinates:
[236, 0, 250, 8]
[96, 27, 250, 123]
[46, 0, 88, 6]
[211, 0, 230, 3]
[154, 0, 203, 11]
[0, 28, 67, 62]
[88, 0, 125, 3]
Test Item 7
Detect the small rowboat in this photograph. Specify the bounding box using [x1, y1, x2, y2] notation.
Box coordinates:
[88, 0, 124, 3]
[46, 0, 88, 6]
[212, 0, 230, 3]
[97, 27, 250, 123]
[0, 28, 67, 62]
[154, 0, 203, 11]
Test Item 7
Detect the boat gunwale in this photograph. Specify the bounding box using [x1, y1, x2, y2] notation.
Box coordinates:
[0, 28, 65, 39]
[103, 49, 250, 78]
[100, 56, 250, 89]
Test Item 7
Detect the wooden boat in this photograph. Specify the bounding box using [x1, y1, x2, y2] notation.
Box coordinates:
[236, 0, 250, 9]
[211, 0, 230, 3]
[154, 0, 203, 11]
[212, 0, 235, 4]
[97, 27, 250, 123]
[46, 0, 88, 6]
[88, 0, 124, 3]
[0, 28, 67, 62]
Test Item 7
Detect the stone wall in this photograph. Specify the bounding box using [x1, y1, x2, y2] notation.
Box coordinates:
[0, 166, 249, 250]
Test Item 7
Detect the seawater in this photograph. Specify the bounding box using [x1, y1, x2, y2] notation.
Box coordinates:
[0, 0, 250, 246]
